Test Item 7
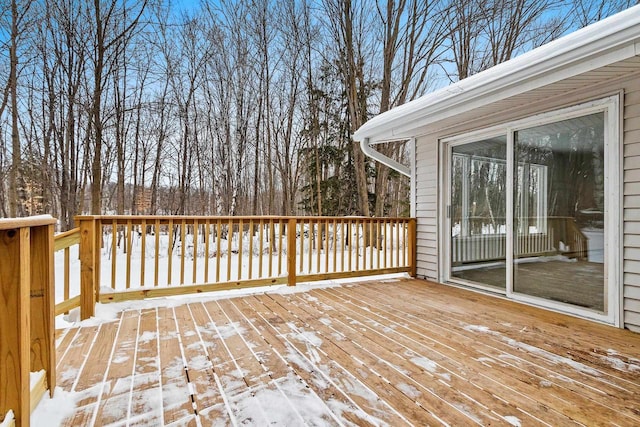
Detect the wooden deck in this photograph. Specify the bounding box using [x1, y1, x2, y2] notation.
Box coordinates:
[54, 278, 640, 426]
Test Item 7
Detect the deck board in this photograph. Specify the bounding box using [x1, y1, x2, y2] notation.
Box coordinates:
[316, 286, 571, 425]
[157, 306, 194, 425]
[342, 281, 640, 424]
[172, 304, 228, 425]
[298, 289, 550, 425]
[54, 278, 640, 426]
[93, 310, 141, 426]
[230, 297, 380, 426]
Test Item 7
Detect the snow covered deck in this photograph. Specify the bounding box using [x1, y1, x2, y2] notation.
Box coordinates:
[50, 278, 640, 426]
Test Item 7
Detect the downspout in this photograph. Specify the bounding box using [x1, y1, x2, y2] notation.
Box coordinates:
[360, 137, 411, 177]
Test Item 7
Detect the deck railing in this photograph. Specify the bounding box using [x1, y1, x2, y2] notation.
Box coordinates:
[0, 216, 56, 427]
[65, 215, 415, 319]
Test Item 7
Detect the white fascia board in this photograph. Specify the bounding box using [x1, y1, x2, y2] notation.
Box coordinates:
[354, 4, 640, 143]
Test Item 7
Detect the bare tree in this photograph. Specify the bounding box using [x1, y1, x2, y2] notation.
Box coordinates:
[89, 0, 147, 214]
[373, 0, 449, 217]
[570, 0, 637, 27]
[1, 0, 33, 217]
[323, 0, 375, 216]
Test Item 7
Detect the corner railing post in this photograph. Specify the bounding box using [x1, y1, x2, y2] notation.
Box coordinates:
[0, 216, 57, 427]
[78, 216, 97, 319]
[287, 218, 297, 286]
[408, 218, 417, 278]
[0, 226, 31, 426]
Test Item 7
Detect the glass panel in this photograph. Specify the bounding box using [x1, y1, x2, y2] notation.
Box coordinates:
[514, 112, 605, 312]
[450, 136, 507, 289]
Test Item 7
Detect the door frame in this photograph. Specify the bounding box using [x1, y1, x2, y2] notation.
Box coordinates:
[439, 95, 621, 326]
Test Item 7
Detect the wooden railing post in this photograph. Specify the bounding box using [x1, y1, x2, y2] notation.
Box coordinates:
[29, 222, 56, 399]
[408, 218, 417, 278]
[287, 218, 297, 286]
[0, 216, 57, 427]
[0, 226, 31, 426]
[77, 216, 97, 319]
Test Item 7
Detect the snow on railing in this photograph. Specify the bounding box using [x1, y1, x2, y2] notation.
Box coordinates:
[64, 215, 416, 320]
[0, 216, 57, 427]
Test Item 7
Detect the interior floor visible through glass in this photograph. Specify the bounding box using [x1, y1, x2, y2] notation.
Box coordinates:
[452, 260, 604, 311]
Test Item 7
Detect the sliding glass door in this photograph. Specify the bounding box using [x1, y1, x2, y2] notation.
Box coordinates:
[513, 112, 605, 310]
[450, 137, 507, 290]
[445, 98, 618, 321]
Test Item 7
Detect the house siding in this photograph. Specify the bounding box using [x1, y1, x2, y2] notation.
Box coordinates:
[415, 138, 438, 281]
[622, 79, 640, 332]
[414, 72, 640, 331]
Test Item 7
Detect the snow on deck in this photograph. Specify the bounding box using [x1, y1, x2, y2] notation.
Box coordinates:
[38, 278, 640, 426]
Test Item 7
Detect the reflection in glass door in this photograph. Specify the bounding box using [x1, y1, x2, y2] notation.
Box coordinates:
[450, 136, 507, 290]
[513, 112, 605, 311]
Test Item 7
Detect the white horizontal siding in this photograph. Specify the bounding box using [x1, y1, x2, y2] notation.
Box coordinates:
[415, 134, 439, 281]
[623, 78, 640, 331]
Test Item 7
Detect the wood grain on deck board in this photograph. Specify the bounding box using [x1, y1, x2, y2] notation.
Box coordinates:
[55, 278, 640, 426]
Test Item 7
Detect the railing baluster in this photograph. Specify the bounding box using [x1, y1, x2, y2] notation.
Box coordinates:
[384, 220, 388, 269]
[216, 220, 222, 283]
[340, 219, 345, 272]
[377, 220, 381, 269]
[64, 247, 70, 310]
[299, 218, 304, 273]
[204, 220, 210, 283]
[355, 218, 360, 271]
[180, 220, 186, 285]
[369, 220, 374, 269]
[126, 219, 132, 289]
[259, 219, 264, 278]
[331, 218, 338, 271]
[287, 218, 297, 286]
[238, 219, 244, 280]
[315, 219, 320, 274]
[277, 219, 283, 276]
[389, 220, 394, 268]
[167, 219, 174, 285]
[193, 219, 199, 284]
[141, 219, 147, 287]
[154, 219, 160, 287]
[248, 219, 254, 279]
[111, 219, 117, 290]
[227, 218, 232, 281]
[396, 219, 400, 267]
[324, 220, 330, 273]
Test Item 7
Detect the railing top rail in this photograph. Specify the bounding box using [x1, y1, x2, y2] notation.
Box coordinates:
[54, 227, 81, 251]
[0, 215, 56, 230]
[75, 215, 414, 222]
[55, 227, 80, 239]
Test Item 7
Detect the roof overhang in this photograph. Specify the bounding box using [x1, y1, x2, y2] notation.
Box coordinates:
[354, 5, 640, 146]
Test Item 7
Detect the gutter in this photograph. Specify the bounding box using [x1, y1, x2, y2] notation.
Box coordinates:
[360, 137, 411, 177]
